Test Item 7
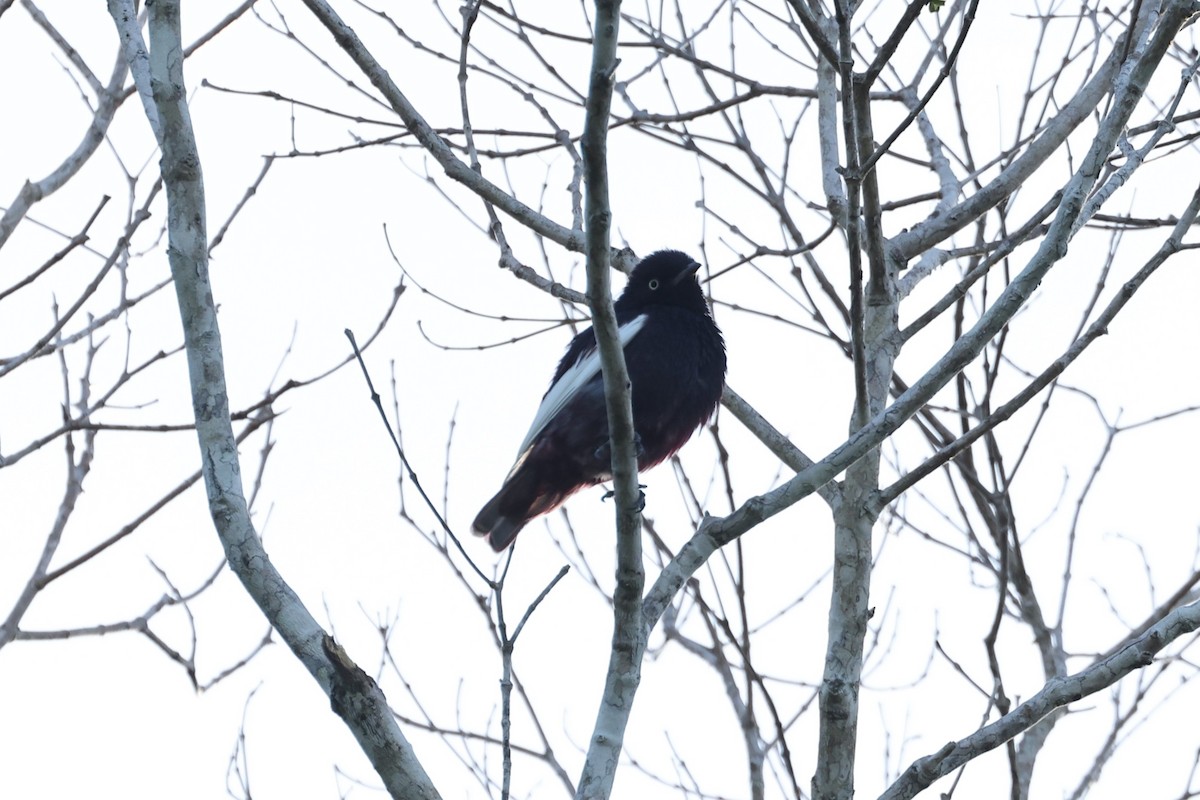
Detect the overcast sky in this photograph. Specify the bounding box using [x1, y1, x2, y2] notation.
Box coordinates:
[3, 2, 1200, 799]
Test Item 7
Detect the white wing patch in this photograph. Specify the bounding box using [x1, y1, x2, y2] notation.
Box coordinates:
[507, 314, 648, 478]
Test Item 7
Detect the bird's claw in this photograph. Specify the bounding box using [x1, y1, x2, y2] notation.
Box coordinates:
[601, 484, 647, 503]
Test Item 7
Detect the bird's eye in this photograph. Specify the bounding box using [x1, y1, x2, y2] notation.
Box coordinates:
[648, 279, 660, 290]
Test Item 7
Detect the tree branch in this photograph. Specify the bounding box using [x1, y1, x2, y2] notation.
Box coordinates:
[881, 599, 1200, 800]
[124, 2, 441, 797]
[576, 3, 647, 798]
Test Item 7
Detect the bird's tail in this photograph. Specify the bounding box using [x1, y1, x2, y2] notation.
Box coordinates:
[471, 494, 527, 552]
[472, 465, 578, 551]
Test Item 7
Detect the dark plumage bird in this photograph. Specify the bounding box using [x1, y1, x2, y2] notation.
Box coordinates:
[472, 250, 727, 551]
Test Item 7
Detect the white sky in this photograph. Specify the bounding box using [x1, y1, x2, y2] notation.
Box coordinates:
[2, 2, 1199, 799]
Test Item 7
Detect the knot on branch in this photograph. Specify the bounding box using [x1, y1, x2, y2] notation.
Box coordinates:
[323, 634, 382, 721]
[820, 678, 853, 720]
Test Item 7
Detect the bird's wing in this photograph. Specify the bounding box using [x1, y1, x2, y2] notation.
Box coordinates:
[507, 313, 648, 476]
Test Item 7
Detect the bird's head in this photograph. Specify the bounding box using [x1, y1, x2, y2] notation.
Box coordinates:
[614, 250, 709, 316]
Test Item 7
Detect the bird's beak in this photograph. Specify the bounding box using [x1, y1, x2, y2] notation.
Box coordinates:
[671, 260, 703, 286]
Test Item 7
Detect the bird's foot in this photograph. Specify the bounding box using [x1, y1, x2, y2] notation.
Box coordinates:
[601, 483, 647, 503]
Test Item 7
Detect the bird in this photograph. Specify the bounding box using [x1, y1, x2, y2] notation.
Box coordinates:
[472, 249, 727, 551]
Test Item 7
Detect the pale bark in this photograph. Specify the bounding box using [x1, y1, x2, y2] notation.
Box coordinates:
[116, 2, 442, 797]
